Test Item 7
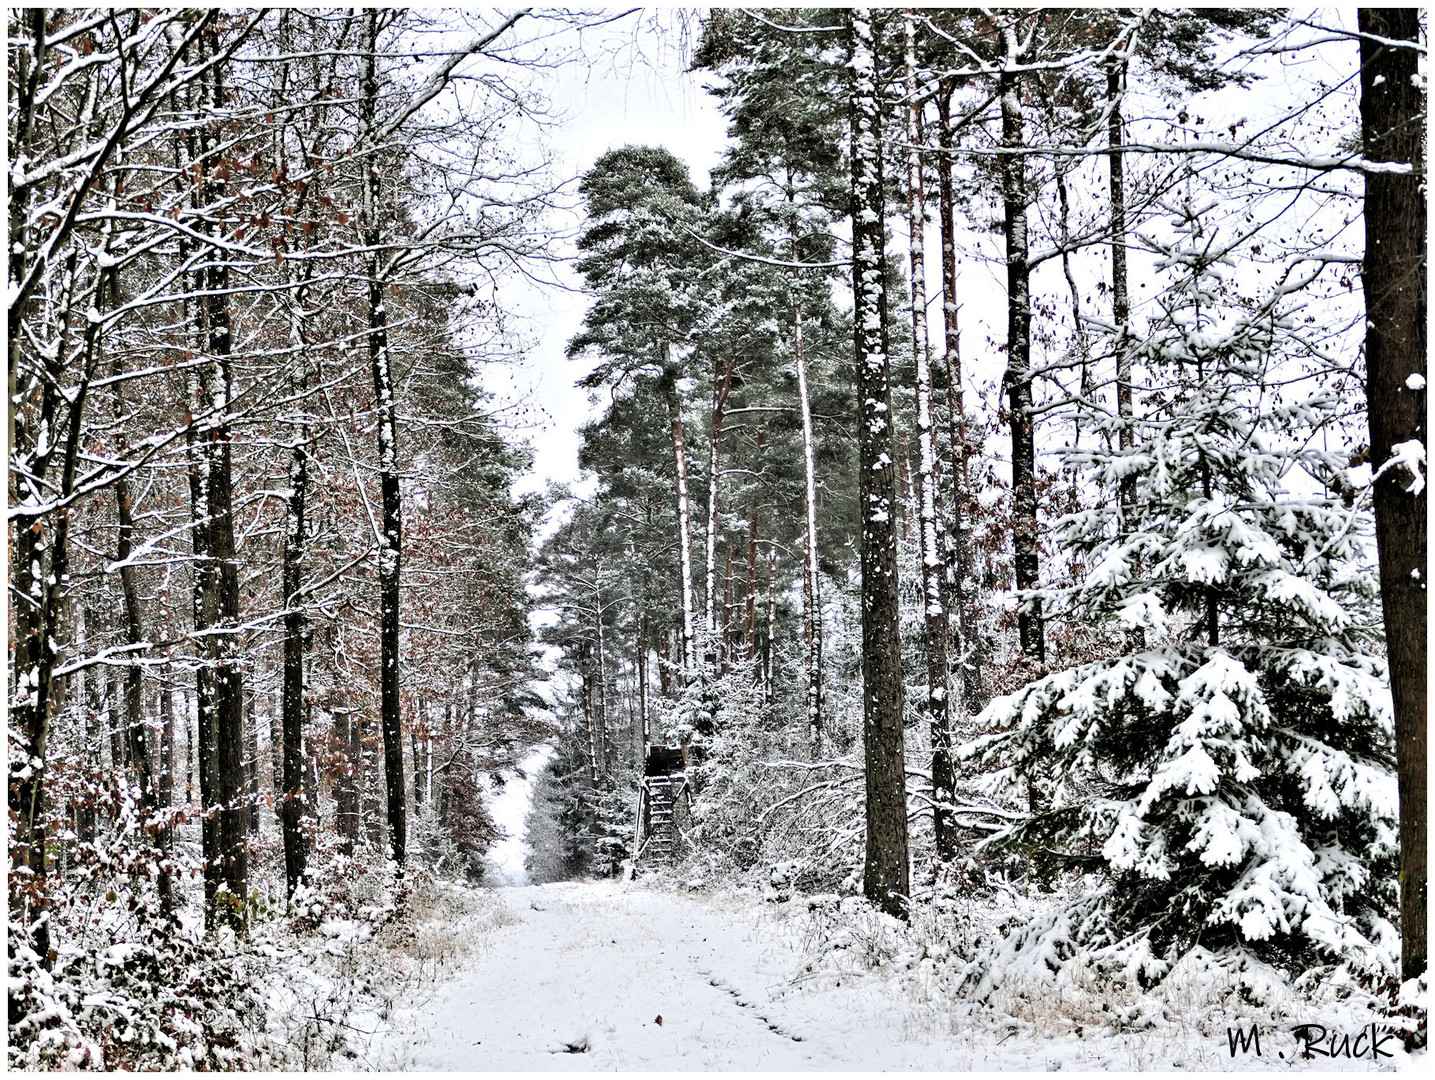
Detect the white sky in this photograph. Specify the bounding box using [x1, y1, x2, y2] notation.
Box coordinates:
[475, 12, 730, 501]
[469, 8, 1369, 515]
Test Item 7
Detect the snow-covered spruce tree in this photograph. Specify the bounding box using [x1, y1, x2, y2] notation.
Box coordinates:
[960, 200, 1397, 991]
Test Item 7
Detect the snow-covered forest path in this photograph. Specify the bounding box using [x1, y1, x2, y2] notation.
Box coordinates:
[369, 881, 869, 1070]
[360, 881, 1372, 1072]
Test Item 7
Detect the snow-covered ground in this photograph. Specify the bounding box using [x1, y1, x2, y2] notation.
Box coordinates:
[361, 880, 1414, 1071]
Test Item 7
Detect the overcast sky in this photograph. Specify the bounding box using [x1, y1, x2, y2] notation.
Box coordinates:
[475, 11, 731, 503]
[466, 8, 1366, 520]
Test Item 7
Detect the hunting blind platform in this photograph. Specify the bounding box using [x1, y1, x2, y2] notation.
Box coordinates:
[634, 744, 689, 865]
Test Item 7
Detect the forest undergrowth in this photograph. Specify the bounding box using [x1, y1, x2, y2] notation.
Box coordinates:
[8, 847, 506, 1071]
[634, 866, 1426, 1067]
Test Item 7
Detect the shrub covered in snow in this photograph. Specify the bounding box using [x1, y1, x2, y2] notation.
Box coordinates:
[960, 201, 1398, 992]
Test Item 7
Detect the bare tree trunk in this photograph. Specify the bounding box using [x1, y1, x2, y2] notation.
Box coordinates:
[362, 9, 407, 868]
[1108, 59, 1135, 513]
[850, 7, 909, 919]
[245, 691, 260, 836]
[655, 620, 673, 700]
[335, 709, 360, 857]
[936, 84, 985, 719]
[636, 607, 650, 744]
[594, 594, 609, 778]
[114, 377, 171, 909]
[664, 371, 697, 677]
[999, 33, 1043, 666]
[744, 494, 759, 660]
[160, 679, 175, 821]
[200, 35, 248, 931]
[78, 609, 102, 844]
[721, 537, 735, 670]
[581, 642, 598, 783]
[793, 298, 824, 747]
[765, 545, 779, 701]
[1360, 6, 1426, 983]
[704, 356, 739, 634]
[280, 385, 311, 896]
[905, 15, 955, 861]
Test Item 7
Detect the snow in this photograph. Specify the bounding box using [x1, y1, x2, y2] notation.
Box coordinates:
[1380, 439, 1425, 496]
[1406, 372, 1426, 391]
[361, 880, 1413, 1071]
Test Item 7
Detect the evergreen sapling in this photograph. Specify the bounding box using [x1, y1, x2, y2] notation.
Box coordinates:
[961, 199, 1397, 992]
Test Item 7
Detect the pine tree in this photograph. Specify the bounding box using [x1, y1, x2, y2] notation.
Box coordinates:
[961, 199, 1398, 987]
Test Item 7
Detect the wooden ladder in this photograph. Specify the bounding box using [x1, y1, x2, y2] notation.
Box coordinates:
[635, 774, 685, 864]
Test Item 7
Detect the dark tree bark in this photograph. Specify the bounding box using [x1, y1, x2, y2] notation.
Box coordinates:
[1107, 59, 1135, 511]
[999, 34, 1044, 666]
[850, 7, 909, 919]
[1359, 6, 1426, 983]
[199, 33, 248, 933]
[280, 426, 310, 894]
[362, 9, 407, 868]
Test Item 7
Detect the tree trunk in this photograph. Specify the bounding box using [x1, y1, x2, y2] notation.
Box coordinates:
[704, 356, 739, 635]
[744, 494, 759, 660]
[280, 407, 310, 895]
[636, 607, 650, 744]
[160, 681, 175, 816]
[905, 15, 955, 861]
[335, 709, 360, 857]
[999, 35, 1043, 666]
[594, 590, 609, 777]
[581, 642, 599, 783]
[765, 544, 779, 701]
[200, 37, 248, 932]
[78, 608, 102, 844]
[936, 84, 986, 719]
[664, 370, 698, 677]
[721, 537, 735, 670]
[245, 691, 260, 836]
[1108, 59, 1135, 512]
[114, 384, 171, 909]
[187, 351, 221, 924]
[850, 7, 909, 919]
[362, 9, 407, 868]
[794, 294, 824, 748]
[1359, 6, 1426, 983]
